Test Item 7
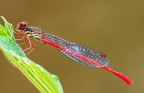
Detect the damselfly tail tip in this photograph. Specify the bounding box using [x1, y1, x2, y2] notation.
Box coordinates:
[114, 72, 133, 85]
[102, 66, 133, 85]
[122, 75, 133, 85]
[113, 71, 133, 85]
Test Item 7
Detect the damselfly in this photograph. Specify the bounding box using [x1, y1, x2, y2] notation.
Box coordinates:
[14, 22, 133, 85]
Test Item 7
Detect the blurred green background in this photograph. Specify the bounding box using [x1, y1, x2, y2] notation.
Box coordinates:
[0, 0, 144, 93]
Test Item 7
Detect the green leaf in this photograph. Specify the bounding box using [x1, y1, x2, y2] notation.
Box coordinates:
[0, 16, 63, 93]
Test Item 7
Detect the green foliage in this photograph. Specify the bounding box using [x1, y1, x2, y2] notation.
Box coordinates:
[0, 16, 63, 93]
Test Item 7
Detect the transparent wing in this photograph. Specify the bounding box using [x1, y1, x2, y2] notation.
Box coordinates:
[43, 33, 109, 68]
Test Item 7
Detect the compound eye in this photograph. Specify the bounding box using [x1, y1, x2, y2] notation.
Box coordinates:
[18, 22, 27, 29]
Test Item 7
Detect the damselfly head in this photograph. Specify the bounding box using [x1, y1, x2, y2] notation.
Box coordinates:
[17, 22, 27, 30]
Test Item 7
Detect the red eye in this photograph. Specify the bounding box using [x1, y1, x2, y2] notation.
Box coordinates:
[18, 22, 27, 29]
[20, 22, 26, 27]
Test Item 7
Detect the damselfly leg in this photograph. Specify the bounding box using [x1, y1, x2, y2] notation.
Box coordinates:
[14, 22, 36, 55]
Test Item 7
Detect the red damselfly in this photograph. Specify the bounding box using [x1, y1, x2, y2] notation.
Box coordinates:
[14, 22, 133, 85]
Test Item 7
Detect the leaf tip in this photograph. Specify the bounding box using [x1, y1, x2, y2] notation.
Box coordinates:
[1, 16, 7, 23]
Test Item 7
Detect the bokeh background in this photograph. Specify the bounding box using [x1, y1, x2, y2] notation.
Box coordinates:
[0, 0, 144, 93]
